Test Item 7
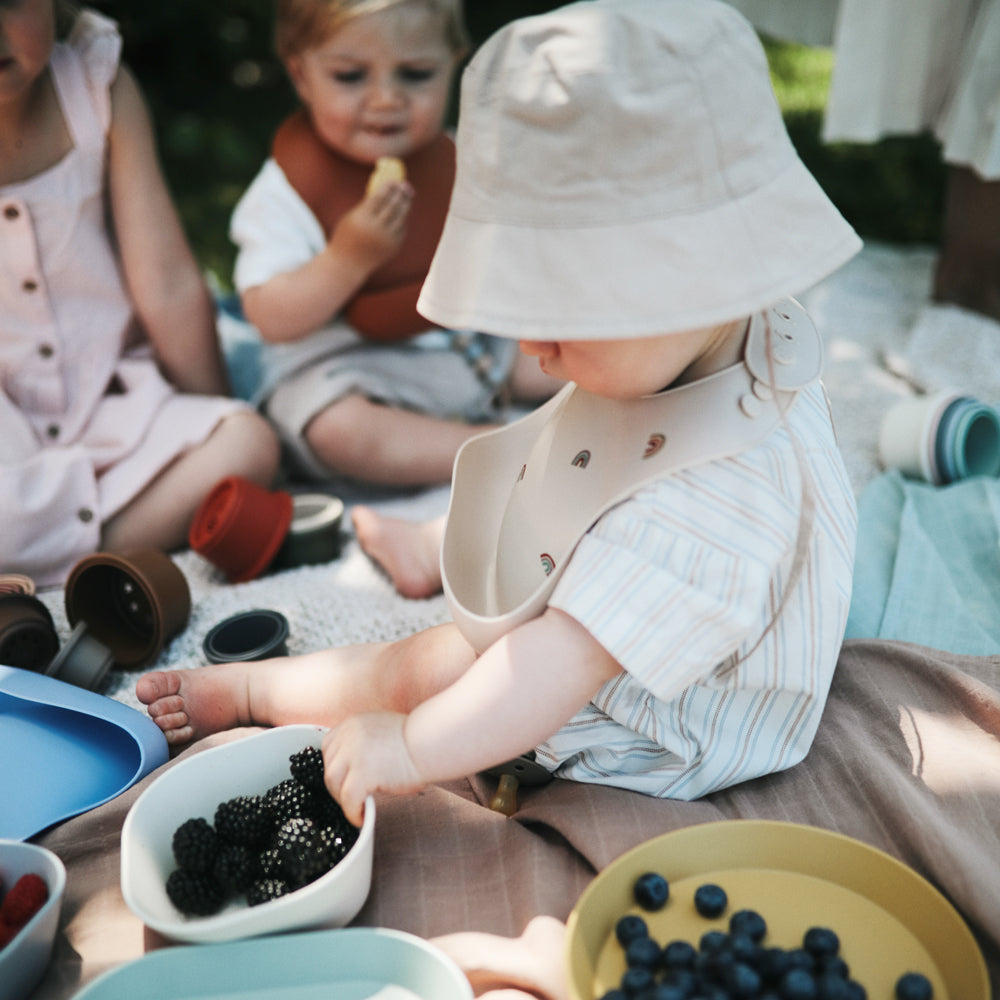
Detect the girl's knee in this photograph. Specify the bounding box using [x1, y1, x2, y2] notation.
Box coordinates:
[218, 409, 281, 484]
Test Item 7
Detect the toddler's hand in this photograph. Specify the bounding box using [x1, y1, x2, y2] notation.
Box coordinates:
[321, 711, 424, 827]
[331, 183, 413, 273]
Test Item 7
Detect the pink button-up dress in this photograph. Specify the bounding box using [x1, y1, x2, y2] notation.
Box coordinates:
[0, 12, 241, 587]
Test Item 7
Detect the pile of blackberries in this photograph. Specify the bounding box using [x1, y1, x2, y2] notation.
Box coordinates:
[600, 870, 934, 1000]
[165, 746, 358, 917]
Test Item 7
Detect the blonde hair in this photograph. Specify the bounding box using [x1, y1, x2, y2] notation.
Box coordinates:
[275, 0, 469, 62]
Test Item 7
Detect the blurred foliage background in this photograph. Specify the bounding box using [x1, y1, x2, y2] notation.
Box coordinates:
[88, 1, 945, 288]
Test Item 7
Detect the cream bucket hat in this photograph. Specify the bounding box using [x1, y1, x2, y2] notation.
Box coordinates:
[417, 0, 861, 340]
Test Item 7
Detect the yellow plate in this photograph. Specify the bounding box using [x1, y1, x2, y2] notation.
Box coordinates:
[565, 820, 987, 1000]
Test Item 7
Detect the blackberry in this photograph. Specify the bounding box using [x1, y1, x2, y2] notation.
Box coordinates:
[289, 745, 325, 790]
[258, 846, 283, 879]
[165, 868, 224, 916]
[317, 825, 354, 865]
[213, 843, 259, 894]
[633, 871, 670, 911]
[214, 794, 274, 847]
[266, 778, 314, 824]
[171, 817, 219, 874]
[274, 816, 331, 887]
[308, 789, 352, 831]
[246, 878, 291, 907]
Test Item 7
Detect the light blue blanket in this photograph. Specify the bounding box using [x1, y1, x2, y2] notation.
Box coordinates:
[846, 470, 1000, 655]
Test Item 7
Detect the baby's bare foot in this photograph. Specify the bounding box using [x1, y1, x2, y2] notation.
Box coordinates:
[352, 506, 443, 599]
[135, 664, 254, 748]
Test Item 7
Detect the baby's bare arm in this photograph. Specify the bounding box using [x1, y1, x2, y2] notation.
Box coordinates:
[322, 609, 621, 825]
[243, 182, 413, 343]
[404, 608, 622, 783]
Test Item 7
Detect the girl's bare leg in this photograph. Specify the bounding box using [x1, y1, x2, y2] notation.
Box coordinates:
[102, 410, 279, 554]
[135, 623, 476, 748]
[352, 508, 445, 598]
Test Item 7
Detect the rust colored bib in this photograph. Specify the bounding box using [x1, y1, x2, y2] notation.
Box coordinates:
[272, 109, 455, 341]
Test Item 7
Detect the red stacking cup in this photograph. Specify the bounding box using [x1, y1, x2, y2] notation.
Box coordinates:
[188, 476, 293, 583]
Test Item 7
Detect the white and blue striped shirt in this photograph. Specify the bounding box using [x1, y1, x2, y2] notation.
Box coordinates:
[538, 382, 857, 798]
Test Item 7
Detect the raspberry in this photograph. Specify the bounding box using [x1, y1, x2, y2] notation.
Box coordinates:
[0, 873, 49, 928]
[214, 795, 274, 848]
[289, 746, 325, 790]
[171, 817, 219, 874]
[165, 869, 224, 916]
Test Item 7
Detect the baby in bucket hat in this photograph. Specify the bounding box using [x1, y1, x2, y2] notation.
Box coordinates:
[138, 0, 861, 820]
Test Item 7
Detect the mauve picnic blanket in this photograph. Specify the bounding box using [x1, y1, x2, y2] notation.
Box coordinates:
[28, 638, 1000, 999]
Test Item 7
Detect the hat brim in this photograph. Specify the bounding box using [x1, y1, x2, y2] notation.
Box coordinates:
[418, 156, 861, 340]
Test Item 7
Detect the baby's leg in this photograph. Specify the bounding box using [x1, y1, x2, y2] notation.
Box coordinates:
[136, 623, 476, 749]
[352, 508, 445, 598]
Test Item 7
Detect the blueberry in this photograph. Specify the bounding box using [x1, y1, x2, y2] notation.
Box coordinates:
[651, 982, 689, 1000]
[661, 939, 697, 969]
[815, 971, 850, 1000]
[781, 968, 819, 1000]
[598, 992, 627, 1000]
[727, 961, 763, 998]
[694, 882, 728, 919]
[729, 908, 767, 943]
[729, 931, 761, 965]
[615, 914, 649, 946]
[780, 969, 819, 1000]
[633, 871, 670, 911]
[699, 929, 730, 953]
[759, 946, 793, 982]
[620, 965, 655, 996]
[625, 934, 661, 969]
[895, 972, 933, 1000]
[844, 981, 867, 1000]
[803, 927, 840, 960]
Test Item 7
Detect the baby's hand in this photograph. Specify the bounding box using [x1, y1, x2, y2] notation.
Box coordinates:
[331, 182, 413, 273]
[321, 711, 424, 827]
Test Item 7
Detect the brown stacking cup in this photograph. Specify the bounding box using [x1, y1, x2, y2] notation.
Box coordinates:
[0, 593, 60, 672]
[64, 549, 191, 669]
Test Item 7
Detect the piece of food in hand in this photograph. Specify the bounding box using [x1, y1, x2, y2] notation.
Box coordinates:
[366, 156, 406, 195]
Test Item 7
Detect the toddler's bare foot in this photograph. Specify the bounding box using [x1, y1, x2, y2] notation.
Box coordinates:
[136, 664, 254, 749]
[352, 506, 444, 598]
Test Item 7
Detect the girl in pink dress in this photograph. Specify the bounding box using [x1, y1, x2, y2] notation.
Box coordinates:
[0, 2, 280, 588]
